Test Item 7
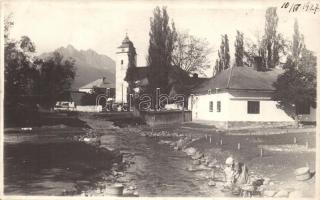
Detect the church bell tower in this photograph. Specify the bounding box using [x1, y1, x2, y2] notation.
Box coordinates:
[115, 33, 137, 104]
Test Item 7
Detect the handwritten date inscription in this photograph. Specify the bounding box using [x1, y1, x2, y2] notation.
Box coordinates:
[281, 2, 319, 14]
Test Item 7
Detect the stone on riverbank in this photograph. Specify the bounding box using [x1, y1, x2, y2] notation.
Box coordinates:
[208, 160, 217, 168]
[274, 190, 289, 198]
[289, 190, 303, 198]
[263, 177, 271, 185]
[184, 147, 197, 156]
[158, 140, 171, 145]
[263, 190, 277, 197]
[192, 152, 204, 160]
[187, 165, 198, 172]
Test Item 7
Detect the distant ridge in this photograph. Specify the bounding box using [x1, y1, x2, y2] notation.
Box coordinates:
[40, 45, 116, 89]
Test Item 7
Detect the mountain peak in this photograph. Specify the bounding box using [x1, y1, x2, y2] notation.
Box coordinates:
[43, 45, 116, 89]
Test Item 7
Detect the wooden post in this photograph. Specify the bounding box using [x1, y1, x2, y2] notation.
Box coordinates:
[220, 139, 223, 145]
[210, 136, 212, 144]
[293, 137, 297, 144]
[237, 143, 241, 150]
[205, 134, 208, 140]
[260, 148, 263, 157]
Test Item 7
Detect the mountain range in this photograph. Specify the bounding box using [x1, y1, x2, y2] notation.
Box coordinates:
[40, 45, 116, 89]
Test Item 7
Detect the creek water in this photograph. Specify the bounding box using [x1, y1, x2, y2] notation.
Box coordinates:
[96, 125, 227, 196]
[4, 116, 228, 196]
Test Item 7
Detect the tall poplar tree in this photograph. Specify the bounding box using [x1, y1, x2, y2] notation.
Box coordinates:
[263, 7, 279, 68]
[147, 6, 177, 94]
[234, 31, 244, 66]
[292, 19, 305, 63]
[215, 34, 230, 73]
[224, 34, 230, 69]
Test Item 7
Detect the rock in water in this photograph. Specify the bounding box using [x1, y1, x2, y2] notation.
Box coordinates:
[187, 165, 197, 172]
[133, 191, 139, 196]
[193, 159, 201, 165]
[192, 152, 204, 160]
[208, 180, 216, 186]
[184, 147, 197, 156]
[122, 189, 134, 196]
[208, 162, 216, 168]
[176, 139, 184, 149]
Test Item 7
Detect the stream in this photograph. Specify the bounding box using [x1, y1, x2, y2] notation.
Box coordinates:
[91, 116, 227, 197]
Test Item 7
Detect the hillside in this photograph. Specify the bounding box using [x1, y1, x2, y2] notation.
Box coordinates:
[40, 45, 116, 89]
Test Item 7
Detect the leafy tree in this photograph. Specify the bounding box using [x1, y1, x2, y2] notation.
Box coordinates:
[4, 15, 38, 107]
[273, 20, 316, 119]
[147, 6, 177, 94]
[5, 15, 76, 110]
[36, 52, 76, 107]
[234, 30, 244, 66]
[172, 31, 211, 76]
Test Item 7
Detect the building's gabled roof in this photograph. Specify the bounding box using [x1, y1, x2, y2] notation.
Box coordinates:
[79, 77, 115, 89]
[168, 65, 209, 91]
[192, 67, 284, 94]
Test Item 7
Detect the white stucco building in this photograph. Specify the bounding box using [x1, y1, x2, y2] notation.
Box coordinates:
[188, 67, 316, 129]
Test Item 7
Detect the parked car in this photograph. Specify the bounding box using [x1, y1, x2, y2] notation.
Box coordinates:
[54, 101, 76, 111]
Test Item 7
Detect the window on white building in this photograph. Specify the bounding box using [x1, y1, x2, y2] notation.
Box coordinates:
[121, 60, 124, 65]
[217, 101, 221, 112]
[209, 101, 213, 112]
[247, 101, 260, 114]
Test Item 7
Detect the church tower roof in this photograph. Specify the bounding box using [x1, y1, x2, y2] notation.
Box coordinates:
[117, 33, 136, 55]
[118, 33, 133, 48]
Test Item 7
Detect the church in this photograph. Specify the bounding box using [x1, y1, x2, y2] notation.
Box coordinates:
[115, 34, 148, 104]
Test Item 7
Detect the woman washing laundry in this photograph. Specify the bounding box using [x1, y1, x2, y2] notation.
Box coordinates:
[222, 156, 250, 195]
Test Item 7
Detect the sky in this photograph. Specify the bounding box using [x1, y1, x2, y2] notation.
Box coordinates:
[3, 0, 320, 76]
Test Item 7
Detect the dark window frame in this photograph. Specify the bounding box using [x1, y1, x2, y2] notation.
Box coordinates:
[209, 101, 213, 112]
[217, 101, 221, 112]
[247, 101, 260, 114]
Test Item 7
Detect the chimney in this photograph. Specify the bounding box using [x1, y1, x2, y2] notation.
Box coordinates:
[102, 77, 106, 83]
[253, 56, 265, 71]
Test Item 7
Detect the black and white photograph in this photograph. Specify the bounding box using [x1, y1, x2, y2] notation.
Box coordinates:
[0, 0, 319, 198]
